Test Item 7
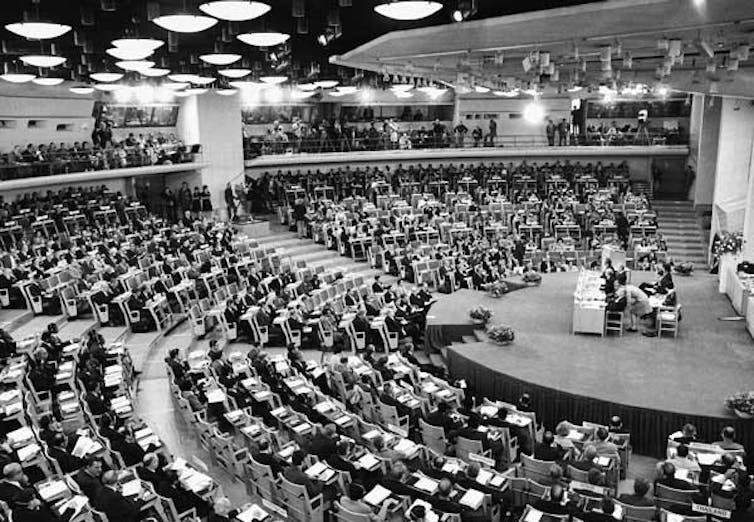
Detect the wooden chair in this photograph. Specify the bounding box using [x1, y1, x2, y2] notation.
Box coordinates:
[278, 474, 324, 522]
[419, 418, 447, 456]
[657, 304, 681, 338]
[456, 436, 490, 462]
[332, 501, 372, 522]
[605, 311, 623, 336]
[659, 508, 706, 522]
[524, 479, 551, 507]
[520, 453, 554, 483]
[616, 502, 656, 522]
[378, 400, 409, 435]
[247, 454, 279, 502]
[654, 483, 696, 512]
[566, 465, 590, 483]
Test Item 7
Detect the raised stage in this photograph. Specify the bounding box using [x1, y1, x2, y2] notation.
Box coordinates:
[427, 272, 754, 458]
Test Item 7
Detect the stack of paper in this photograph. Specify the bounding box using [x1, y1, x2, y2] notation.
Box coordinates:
[459, 489, 485, 510]
[120, 479, 142, 497]
[357, 453, 380, 471]
[363, 484, 391, 506]
[237, 504, 270, 522]
[476, 469, 493, 486]
[413, 476, 439, 494]
[38, 480, 68, 501]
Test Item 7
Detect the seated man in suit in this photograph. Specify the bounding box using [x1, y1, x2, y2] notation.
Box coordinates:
[338, 482, 398, 521]
[308, 424, 338, 460]
[74, 455, 105, 501]
[714, 426, 745, 452]
[428, 478, 463, 514]
[534, 483, 572, 516]
[326, 440, 357, 476]
[570, 445, 601, 473]
[137, 452, 166, 490]
[584, 428, 620, 463]
[379, 461, 417, 498]
[456, 463, 506, 505]
[534, 431, 564, 462]
[283, 450, 324, 498]
[94, 470, 143, 522]
[48, 432, 82, 474]
[251, 438, 289, 477]
[9, 488, 59, 522]
[618, 477, 655, 507]
[655, 462, 698, 491]
[0, 463, 30, 504]
[666, 444, 701, 474]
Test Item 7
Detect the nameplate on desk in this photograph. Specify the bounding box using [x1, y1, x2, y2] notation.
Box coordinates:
[692, 504, 731, 519]
[468, 453, 495, 467]
[387, 424, 408, 438]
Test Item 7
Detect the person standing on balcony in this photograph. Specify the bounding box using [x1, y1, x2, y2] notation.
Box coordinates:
[546, 119, 556, 146]
[557, 118, 569, 146]
[224, 182, 237, 222]
[454, 121, 468, 148]
[484, 117, 497, 147]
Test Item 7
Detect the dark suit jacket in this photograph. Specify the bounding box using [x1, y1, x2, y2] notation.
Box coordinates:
[283, 467, 323, 498]
[94, 486, 141, 522]
[10, 505, 58, 522]
[656, 477, 698, 492]
[533, 499, 571, 516]
[308, 434, 337, 460]
[617, 493, 655, 507]
[534, 443, 563, 462]
[0, 481, 24, 503]
[251, 451, 288, 476]
[49, 446, 82, 474]
[380, 477, 418, 498]
[326, 454, 357, 475]
[428, 496, 464, 514]
[74, 469, 103, 500]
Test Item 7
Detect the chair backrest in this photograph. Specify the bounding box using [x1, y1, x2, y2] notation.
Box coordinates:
[566, 465, 590, 483]
[332, 501, 372, 522]
[654, 483, 696, 510]
[456, 436, 485, 461]
[617, 502, 656, 522]
[419, 418, 446, 455]
[659, 508, 706, 522]
[520, 453, 554, 482]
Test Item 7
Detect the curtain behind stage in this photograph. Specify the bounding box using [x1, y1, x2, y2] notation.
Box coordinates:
[447, 348, 754, 459]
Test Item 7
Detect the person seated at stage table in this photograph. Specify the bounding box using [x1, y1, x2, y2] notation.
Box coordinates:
[554, 421, 580, 460]
[655, 462, 698, 491]
[584, 428, 620, 462]
[534, 431, 564, 462]
[569, 446, 603, 474]
[615, 273, 653, 332]
[639, 263, 674, 296]
[666, 444, 701, 473]
[618, 477, 655, 507]
[714, 426, 745, 452]
[671, 423, 699, 445]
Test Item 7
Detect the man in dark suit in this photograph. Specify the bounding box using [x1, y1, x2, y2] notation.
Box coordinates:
[326, 441, 357, 476]
[136, 452, 166, 490]
[308, 424, 338, 460]
[570, 446, 602, 473]
[533, 483, 572, 516]
[48, 433, 82, 474]
[9, 488, 58, 522]
[0, 463, 28, 503]
[655, 462, 698, 491]
[379, 462, 417, 498]
[250, 438, 289, 476]
[456, 463, 506, 505]
[618, 477, 655, 507]
[427, 478, 463, 514]
[456, 415, 488, 451]
[424, 401, 454, 433]
[94, 471, 143, 522]
[534, 431, 564, 461]
[74, 455, 104, 501]
[282, 450, 323, 498]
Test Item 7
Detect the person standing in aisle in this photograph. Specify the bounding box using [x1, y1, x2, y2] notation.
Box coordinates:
[224, 182, 237, 222]
[200, 185, 212, 220]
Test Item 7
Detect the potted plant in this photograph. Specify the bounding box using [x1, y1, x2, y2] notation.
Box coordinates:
[724, 391, 754, 419]
[523, 271, 542, 285]
[486, 324, 515, 345]
[469, 306, 492, 325]
[485, 281, 509, 298]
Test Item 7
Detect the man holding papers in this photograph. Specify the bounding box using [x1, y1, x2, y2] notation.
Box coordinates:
[94, 471, 144, 522]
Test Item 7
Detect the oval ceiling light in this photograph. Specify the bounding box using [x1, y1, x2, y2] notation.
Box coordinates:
[335, 86, 358, 94]
[90, 72, 124, 82]
[199, 1, 271, 21]
[218, 68, 250, 78]
[116, 60, 155, 71]
[238, 32, 289, 47]
[70, 85, 95, 94]
[20, 55, 66, 67]
[200, 53, 241, 66]
[32, 77, 64, 86]
[215, 87, 238, 96]
[185, 87, 208, 95]
[314, 79, 338, 88]
[168, 73, 200, 83]
[374, 1, 442, 21]
[162, 82, 190, 90]
[394, 90, 414, 98]
[191, 76, 215, 85]
[0, 74, 36, 83]
[297, 82, 317, 91]
[390, 82, 413, 92]
[93, 83, 124, 91]
[260, 75, 287, 84]
[106, 47, 154, 60]
[139, 68, 171, 77]
[111, 38, 164, 52]
[153, 14, 218, 33]
[291, 89, 315, 99]
[473, 85, 490, 93]
[229, 80, 265, 89]
[5, 22, 72, 40]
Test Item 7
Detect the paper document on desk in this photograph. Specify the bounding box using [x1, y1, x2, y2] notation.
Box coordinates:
[17, 443, 40, 462]
[121, 479, 142, 497]
[237, 504, 269, 522]
[696, 453, 719, 466]
[459, 488, 485, 510]
[524, 508, 543, 522]
[413, 476, 439, 494]
[393, 438, 417, 457]
[364, 484, 392, 506]
[38, 480, 68, 501]
[357, 453, 380, 470]
[476, 469, 493, 486]
[305, 461, 327, 478]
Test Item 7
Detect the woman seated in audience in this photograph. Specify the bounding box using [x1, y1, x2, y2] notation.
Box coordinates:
[338, 482, 398, 520]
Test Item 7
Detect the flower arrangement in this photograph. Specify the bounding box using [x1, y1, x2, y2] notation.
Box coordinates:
[713, 232, 744, 255]
[486, 281, 509, 298]
[523, 271, 542, 285]
[469, 306, 492, 324]
[725, 391, 754, 418]
[674, 262, 694, 276]
[486, 324, 515, 345]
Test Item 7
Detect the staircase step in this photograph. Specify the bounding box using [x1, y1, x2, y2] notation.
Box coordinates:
[428, 353, 447, 369]
[461, 335, 478, 344]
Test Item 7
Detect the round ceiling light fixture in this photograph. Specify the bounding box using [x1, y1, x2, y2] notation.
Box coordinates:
[229, 80, 266, 89]
[0, 74, 36, 83]
[70, 85, 95, 94]
[168, 73, 200, 83]
[218, 68, 251, 78]
[199, 53, 241, 66]
[215, 87, 238, 96]
[374, 1, 443, 21]
[199, 1, 271, 21]
[335, 86, 358, 94]
[297, 82, 317, 91]
[153, 14, 218, 33]
[116, 60, 155, 71]
[314, 79, 339, 88]
[106, 47, 154, 60]
[291, 89, 316, 99]
[260, 75, 287, 85]
[20, 55, 66, 67]
[237, 32, 290, 47]
[191, 76, 216, 85]
[5, 22, 72, 40]
[139, 68, 171, 77]
[93, 83, 124, 91]
[32, 77, 64, 86]
[90, 72, 124, 82]
[162, 82, 190, 90]
[185, 87, 209, 95]
[112, 38, 164, 52]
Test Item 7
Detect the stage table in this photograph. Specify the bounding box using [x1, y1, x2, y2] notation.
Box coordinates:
[572, 270, 606, 335]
